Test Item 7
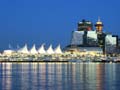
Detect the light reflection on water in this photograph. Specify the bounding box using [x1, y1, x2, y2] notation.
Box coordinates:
[0, 62, 120, 90]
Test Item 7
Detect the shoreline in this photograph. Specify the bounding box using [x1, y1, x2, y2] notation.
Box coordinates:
[0, 60, 69, 63]
[0, 60, 120, 63]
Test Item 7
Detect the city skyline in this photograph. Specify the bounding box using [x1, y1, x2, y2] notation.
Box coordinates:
[0, 0, 119, 50]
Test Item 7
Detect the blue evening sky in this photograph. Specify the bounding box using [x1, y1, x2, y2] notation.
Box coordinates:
[0, 0, 119, 50]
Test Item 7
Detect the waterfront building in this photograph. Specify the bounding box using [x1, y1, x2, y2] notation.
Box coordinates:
[3, 44, 15, 55]
[95, 18, 106, 53]
[77, 19, 93, 31]
[71, 31, 84, 45]
[2, 44, 63, 55]
[65, 18, 119, 55]
[95, 17, 103, 33]
[65, 46, 102, 56]
[87, 31, 98, 46]
[46, 45, 54, 54]
[118, 39, 120, 46]
[54, 44, 63, 54]
[117, 39, 120, 53]
[29, 44, 38, 54]
[3, 50, 14, 55]
[2, 18, 120, 56]
[105, 34, 118, 54]
[38, 44, 46, 54]
[17, 44, 29, 54]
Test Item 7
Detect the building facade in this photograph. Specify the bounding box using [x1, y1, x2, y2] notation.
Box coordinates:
[65, 18, 119, 55]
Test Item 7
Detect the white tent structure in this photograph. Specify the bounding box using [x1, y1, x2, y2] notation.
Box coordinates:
[54, 44, 63, 54]
[38, 44, 46, 54]
[46, 44, 54, 54]
[17, 44, 29, 54]
[29, 44, 38, 54]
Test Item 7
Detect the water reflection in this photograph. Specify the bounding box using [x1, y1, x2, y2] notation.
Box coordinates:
[0, 62, 120, 90]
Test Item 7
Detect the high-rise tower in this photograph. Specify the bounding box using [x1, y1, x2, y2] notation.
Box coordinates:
[95, 18, 105, 54]
[95, 17, 103, 33]
[78, 19, 93, 31]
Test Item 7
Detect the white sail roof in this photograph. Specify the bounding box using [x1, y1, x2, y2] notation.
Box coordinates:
[46, 44, 54, 54]
[29, 44, 38, 54]
[17, 44, 29, 54]
[54, 44, 63, 54]
[38, 44, 46, 54]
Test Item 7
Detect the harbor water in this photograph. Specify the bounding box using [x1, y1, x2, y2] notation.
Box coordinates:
[0, 62, 120, 90]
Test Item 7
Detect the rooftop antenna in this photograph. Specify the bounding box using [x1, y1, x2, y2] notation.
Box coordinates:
[98, 16, 101, 22]
[8, 44, 12, 49]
